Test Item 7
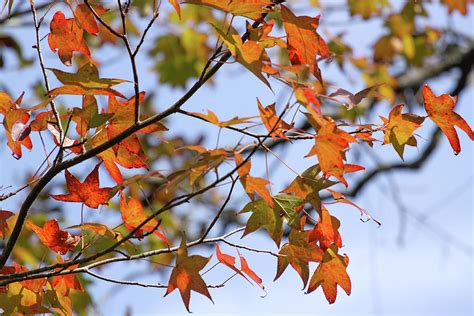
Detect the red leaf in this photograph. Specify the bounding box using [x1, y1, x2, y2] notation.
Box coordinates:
[119, 191, 169, 245]
[0, 210, 14, 239]
[27, 219, 80, 255]
[48, 11, 90, 66]
[165, 238, 213, 312]
[423, 84, 474, 155]
[50, 164, 113, 208]
[75, 4, 108, 36]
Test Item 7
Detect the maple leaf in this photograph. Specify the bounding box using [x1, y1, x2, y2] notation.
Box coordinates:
[168, 0, 181, 18]
[0, 210, 14, 239]
[91, 128, 148, 184]
[273, 194, 305, 229]
[119, 191, 169, 245]
[235, 152, 274, 207]
[307, 245, 351, 304]
[274, 228, 323, 287]
[48, 62, 127, 97]
[280, 5, 331, 83]
[75, 3, 108, 36]
[1, 93, 33, 159]
[48, 11, 90, 66]
[71, 95, 112, 137]
[239, 252, 264, 289]
[442, 0, 470, 15]
[307, 117, 359, 187]
[165, 238, 213, 312]
[107, 93, 167, 154]
[186, 0, 273, 20]
[190, 110, 254, 128]
[309, 206, 342, 250]
[283, 164, 337, 211]
[27, 219, 80, 255]
[212, 25, 272, 88]
[257, 99, 293, 140]
[380, 104, 424, 160]
[422, 84, 474, 155]
[50, 164, 113, 208]
[240, 199, 283, 247]
[52, 257, 84, 295]
[13, 263, 47, 293]
[215, 244, 249, 281]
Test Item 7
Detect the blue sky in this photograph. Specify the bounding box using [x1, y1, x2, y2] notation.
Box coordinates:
[0, 1, 472, 315]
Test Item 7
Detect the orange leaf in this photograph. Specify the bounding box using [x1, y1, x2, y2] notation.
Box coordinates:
[52, 257, 84, 294]
[50, 164, 113, 208]
[75, 3, 108, 36]
[235, 152, 274, 207]
[165, 238, 213, 312]
[275, 229, 323, 287]
[380, 104, 424, 160]
[168, 0, 181, 18]
[257, 99, 293, 140]
[27, 219, 80, 255]
[215, 244, 250, 282]
[48, 11, 90, 66]
[119, 191, 169, 245]
[239, 253, 264, 289]
[281, 5, 330, 83]
[311, 118, 357, 186]
[0, 210, 14, 239]
[309, 206, 342, 250]
[423, 84, 474, 155]
[2, 97, 33, 159]
[13, 263, 47, 293]
[48, 62, 127, 97]
[307, 245, 351, 304]
[187, 0, 273, 20]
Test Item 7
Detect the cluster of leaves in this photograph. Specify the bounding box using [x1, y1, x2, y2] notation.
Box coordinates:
[0, 0, 472, 314]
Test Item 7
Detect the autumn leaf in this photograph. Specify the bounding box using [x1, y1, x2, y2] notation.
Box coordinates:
[50, 164, 113, 208]
[257, 99, 293, 140]
[186, 0, 273, 20]
[119, 191, 169, 245]
[165, 238, 213, 312]
[48, 11, 90, 66]
[48, 62, 127, 97]
[274, 228, 323, 287]
[281, 5, 331, 83]
[91, 128, 148, 184]
[215, 244, 250, 281]
[442, 0, 470, 15]
[328, 85, 381, 110]
[238, 252, 264, 289]
[27, 219, 80, 255]
[307, 245, 351, 304]
[52, 257, 84, 294]
[240, 199, 283, 247]
[273, 194, 305, 229]
[189, 110, 254, 128]
[380, 104, 424, 160]
[75, 3, 108, 36]
[212, 24, 272, 88]
[309, 206, 342, 250]
[1, 94, 33, 159]
[13, 263, 47, 293]
[326, 189, 380, 225]
[168, 0, 181, 18]
[283, 164, 337, 211]
[0, 210, 14, 239]
[307, 117, 358, 187]
[71, 95, 112, 137]
[107, 93, 167, 155]
[422, 84, 474, 155]
[235, 152, 274, 207]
